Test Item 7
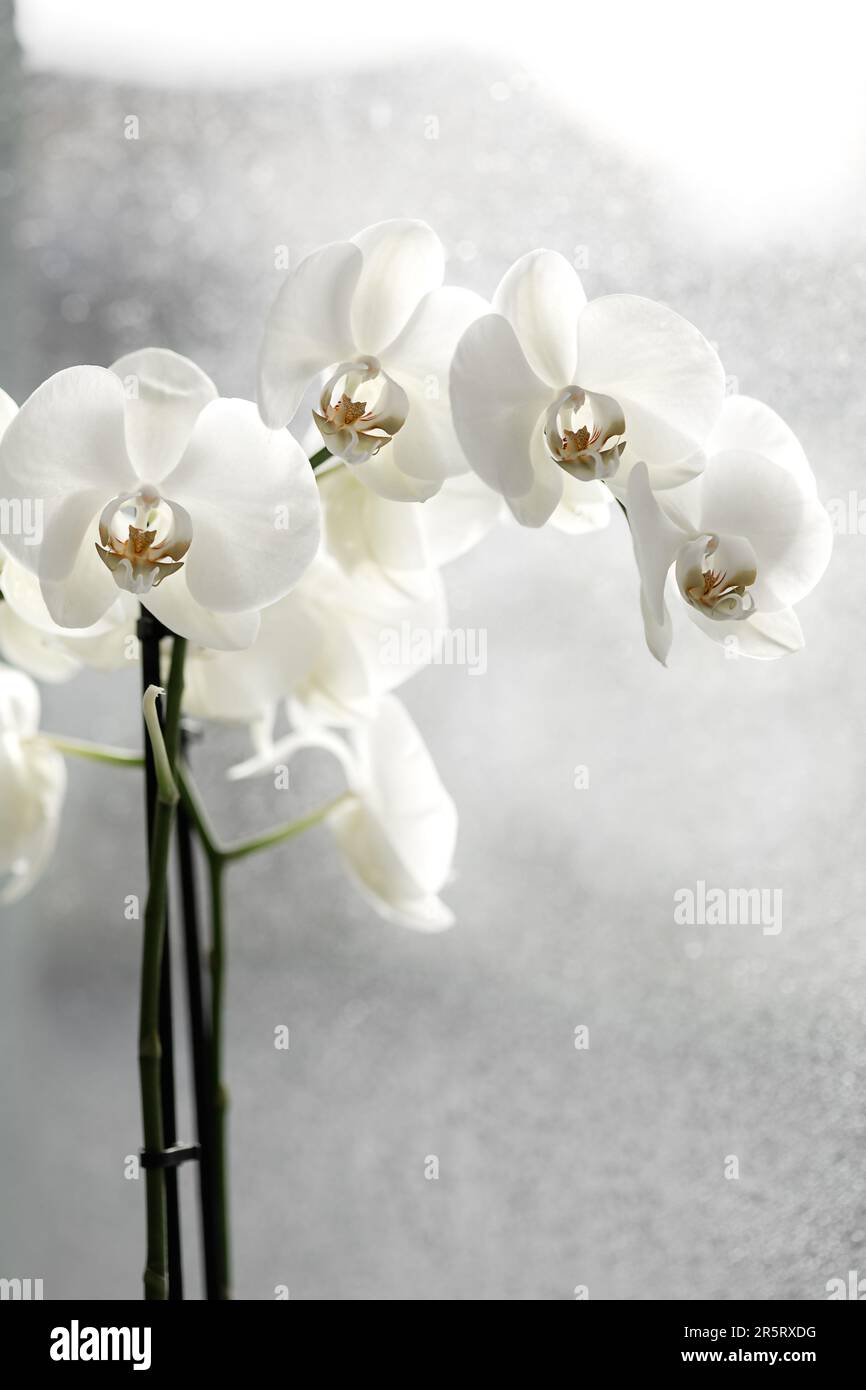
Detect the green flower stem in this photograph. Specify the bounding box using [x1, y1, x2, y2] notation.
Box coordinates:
[175, 764, 349, 864]
[43, 734, 144, 768]
[222, 794, 350, 862]
[208, 853, 230, 1299]
[175, 764, 221, 861]
[163, 636, 187, 764]
[171, 759, 231, 1297]
[309, 446, 332, 470]
[137, 686, 180, 1301]
[172, 761, 349, 1296]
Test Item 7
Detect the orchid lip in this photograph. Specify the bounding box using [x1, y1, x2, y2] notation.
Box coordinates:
[95, 485, 192, 596]
[543, 386, 626, 482]
[313, 356, 409, 466]
[676, 533, 758, 622]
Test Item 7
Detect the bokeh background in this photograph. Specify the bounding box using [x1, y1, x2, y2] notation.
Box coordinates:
[1, 0, 865, 1300]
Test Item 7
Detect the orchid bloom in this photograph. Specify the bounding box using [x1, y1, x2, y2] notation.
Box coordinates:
[318, 466, 504, 582]
[0, 388, 136, 681]
[450, 249, 726, 527]
[0, 664, 66, 903]
[233, 697, 458, 931]
[0, 552, 137, 682]
[626, 395, 833, 662]
[0, 350, 321, 651]
[182, 554, 449, 738]
[257, 220, 486, 501]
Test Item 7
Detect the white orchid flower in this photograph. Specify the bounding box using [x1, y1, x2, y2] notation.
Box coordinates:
[548, 475, 613, 536]
[318, 465, 504, 581]
[327, 698, 458, 931]
[0, 388, 135, 680]
[233, 697, 458, 931]
[450, 249, 726, 527]
[0, 349, 320, 651]
[183, 554, 448, 737]
[0, 552, 137, 682]
[0, 664, 66, 903]
[258, 219, 486, 501]
[626, 394, 833, 663]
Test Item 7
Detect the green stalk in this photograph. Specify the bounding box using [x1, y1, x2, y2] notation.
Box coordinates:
[43, 734, 144, 768]
[208, 853, 230, 1299]
[163, 636, 187, 763]
[173, 762, 348, 1296]
[175, 764, 220, 859]
[222, 794, 350, 862]
[137, 685, 179, 1301]
[309, 446, 332, 470]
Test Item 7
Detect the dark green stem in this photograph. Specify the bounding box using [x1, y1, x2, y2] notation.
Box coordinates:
[174, 763, 348, 1296]
[137, 687, 180, 1301]
[309, 446, 332, 470]
[175, 765, 221, 860]
[172, 757, 347, 1298]
[208, 853, 230, 1299]
[163, 636, 188, 763]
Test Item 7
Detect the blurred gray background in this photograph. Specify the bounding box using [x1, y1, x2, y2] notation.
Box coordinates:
[1, 0, 864, 1300]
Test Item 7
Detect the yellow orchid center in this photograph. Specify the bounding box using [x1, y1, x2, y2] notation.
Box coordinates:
[544, 387, 626, 482]
[95, 485, 192, 596]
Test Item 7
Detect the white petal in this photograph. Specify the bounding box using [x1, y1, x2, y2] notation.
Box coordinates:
[505, 427, 564, 527]
[257, 240, 361, 429]
[548, 475, 612, 536]
[707, 394, 817, 496]
[142, 569, 261, 651]
[698, 451, 833, 610]
[577, 294, 725, 467]
[639, 581, 674, 666]
[0, 667, 66, 903]
[38, 495, 118, 628]
[349, 696, 457, 894]
[0, 366, 134, 572]
[328, 803, 456, 932]
[110, 348, 218, 484]
[288, 370, 329, 455]
[349, 448, 442, 503]
[685, 604, 805, 659]
[380, 285, 488, 381]
[350, 220, 444, 355]
[0, 604, 82, 682]
[0, 734, 66, 904]
[0, 387, 18, 435]
[380, 285, 488, 484]
[412, 472, 504, 566]
[165, 398, 321, 613]
[182, 593, 322, 724]
[64, 609, 138, 672]
[328, 696, 457, 926]
[385, 376, 466, 489]
[321, 468, 501, 577]
[293, 558, 449, 724]
[450, 313, 552, 501]
[611, 443, 707, 503]
[320, 467, 429, 573]
[626, 461, 686, 636]
[493, 249, 584, 388]
[0, 663, 41, 736]
[0, 549, 135, 670]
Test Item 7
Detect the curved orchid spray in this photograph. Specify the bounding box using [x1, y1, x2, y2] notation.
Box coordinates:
[0, 218, 832, 1299]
